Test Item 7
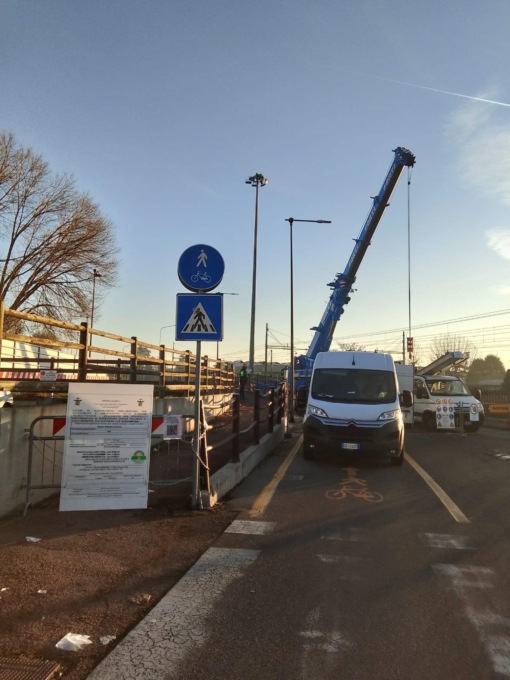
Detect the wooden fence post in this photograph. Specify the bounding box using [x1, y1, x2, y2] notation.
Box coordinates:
[203, 355, 209, 394]
[159, 344, 166, 388]
[185, 350, 192, 396]
[130, 337, 138, 383]
[78, 322, 89, 381]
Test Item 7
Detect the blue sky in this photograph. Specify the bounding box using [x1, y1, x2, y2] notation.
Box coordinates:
[2, 1, 510, 369]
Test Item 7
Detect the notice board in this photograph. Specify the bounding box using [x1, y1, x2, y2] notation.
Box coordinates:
[60, 383, 154, 511]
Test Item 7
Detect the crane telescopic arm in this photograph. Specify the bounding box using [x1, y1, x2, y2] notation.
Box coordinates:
[297, 146, 415, 375]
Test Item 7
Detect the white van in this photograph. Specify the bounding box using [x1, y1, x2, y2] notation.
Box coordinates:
[303, 351, 413, 465]
[413, 374, 484, 432]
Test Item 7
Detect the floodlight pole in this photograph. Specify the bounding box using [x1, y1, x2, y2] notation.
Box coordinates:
[246, 173, 268, 374]
[285, 218, 332, 425]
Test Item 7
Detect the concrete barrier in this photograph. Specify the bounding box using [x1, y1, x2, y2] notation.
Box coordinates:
[202, 422, 286, 509]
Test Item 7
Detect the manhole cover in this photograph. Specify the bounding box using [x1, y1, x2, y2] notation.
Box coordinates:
[0, 657, 62, 680]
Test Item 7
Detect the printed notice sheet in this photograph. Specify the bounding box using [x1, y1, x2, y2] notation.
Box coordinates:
[60, 384, 154, 511]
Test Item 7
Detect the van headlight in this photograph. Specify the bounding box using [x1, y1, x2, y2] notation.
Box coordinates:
[308, 404, 329, 418]
[378, 409, 399, 421]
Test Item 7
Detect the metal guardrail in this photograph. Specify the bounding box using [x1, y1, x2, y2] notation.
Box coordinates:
[23, 384, 287, 514]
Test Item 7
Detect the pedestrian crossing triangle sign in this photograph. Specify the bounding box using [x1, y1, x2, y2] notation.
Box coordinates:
[176, 294, 223, 341]
[183, 302, 216, 333]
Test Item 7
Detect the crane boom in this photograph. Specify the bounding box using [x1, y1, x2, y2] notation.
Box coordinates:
[297, 146, 415, 375]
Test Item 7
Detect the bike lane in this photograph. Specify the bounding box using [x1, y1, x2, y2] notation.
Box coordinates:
[87, 426, 510, 679]
[158, 430, 500, 679]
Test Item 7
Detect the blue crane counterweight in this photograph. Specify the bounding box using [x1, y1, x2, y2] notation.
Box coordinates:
[294, 146, 415, 391]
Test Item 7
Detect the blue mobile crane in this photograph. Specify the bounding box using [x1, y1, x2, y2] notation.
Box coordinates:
[294, 146, 415, 407]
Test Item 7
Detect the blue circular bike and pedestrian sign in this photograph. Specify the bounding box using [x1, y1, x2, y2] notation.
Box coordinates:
[178, 244, 225, 292]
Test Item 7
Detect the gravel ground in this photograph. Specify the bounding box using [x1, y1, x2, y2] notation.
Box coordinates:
[0, 496, 238, 679]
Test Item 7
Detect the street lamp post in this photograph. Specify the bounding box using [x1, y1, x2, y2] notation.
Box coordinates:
[90, 268, 102, 356]
[90, 269, 102, 330]
[285, 218, 332, 424]
[159, 324, 176, 346]
[245, 173, 268, 374]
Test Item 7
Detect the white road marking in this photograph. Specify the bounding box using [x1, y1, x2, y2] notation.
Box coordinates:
[87, 547, 259, 680]
[299, 629, 352, 652]
[434, 564, 494, 589]
[317, 554, 362, 564]
[420, 533, 475, 550]
[316, 554, 363, 579]
[405, 453, 470, 523]
[249, 434, 303, 516]
[434, 563, 510, 676]
[321, 528, 369, 542]
[299, 607, 352, 680]
[225, 519, 276, 535]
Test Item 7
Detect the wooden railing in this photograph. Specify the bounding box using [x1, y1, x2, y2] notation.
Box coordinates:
[0, 302, 235, 397]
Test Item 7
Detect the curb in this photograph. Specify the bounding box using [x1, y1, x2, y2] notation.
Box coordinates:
[201, 423, 286, 508]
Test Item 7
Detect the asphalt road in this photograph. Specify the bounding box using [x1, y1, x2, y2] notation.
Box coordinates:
[90, 424, 510, 680]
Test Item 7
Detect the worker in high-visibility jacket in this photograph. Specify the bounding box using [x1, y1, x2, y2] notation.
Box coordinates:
[239, 362, 248, 399]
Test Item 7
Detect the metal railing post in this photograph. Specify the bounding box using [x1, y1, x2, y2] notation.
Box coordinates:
[232, 395, 240, 462]
[268, 387, 275, 433]
[253, 389, 260, 444]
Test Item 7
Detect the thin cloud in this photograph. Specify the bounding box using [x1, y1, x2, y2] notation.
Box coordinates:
[446, 96, 510, 205]
[486, 229, 510, 261]
[445, 95, 510, 295]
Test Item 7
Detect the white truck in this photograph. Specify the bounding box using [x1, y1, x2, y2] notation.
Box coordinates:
[303, 351, 413, 465]
[398, 352, 484, 433]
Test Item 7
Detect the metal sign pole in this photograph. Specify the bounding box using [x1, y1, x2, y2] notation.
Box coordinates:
[192, 340, 202, 508]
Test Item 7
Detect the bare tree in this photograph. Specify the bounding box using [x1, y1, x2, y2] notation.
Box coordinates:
[0, 132, 118, 334]
[429, 333, 477, 375]
[335, 341, 366, 352]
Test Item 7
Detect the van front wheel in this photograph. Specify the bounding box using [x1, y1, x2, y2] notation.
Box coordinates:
[303, 440, 314, 460]
[391, 448, 404, 466]
[424, 412, 437, 432]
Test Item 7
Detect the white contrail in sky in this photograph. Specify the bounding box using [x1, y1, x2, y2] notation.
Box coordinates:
[385, 78, 510, 108]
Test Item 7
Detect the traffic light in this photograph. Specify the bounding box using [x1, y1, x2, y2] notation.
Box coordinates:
[406, 337, 414, 353]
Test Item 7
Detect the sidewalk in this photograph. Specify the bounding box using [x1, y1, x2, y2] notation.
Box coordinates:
[0, 392, 290, 680]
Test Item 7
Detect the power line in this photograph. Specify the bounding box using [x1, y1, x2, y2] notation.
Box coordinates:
[339, 309, 510, 340]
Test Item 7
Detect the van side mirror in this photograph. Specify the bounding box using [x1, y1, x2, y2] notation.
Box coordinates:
[400, 390, 413, 408]
[474, 388, 482, 400]
[415, 386, 428, 399]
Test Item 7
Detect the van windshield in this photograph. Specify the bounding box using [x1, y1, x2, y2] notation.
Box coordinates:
[311, 368, 397, 404]
[424, 378, 471, 397]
